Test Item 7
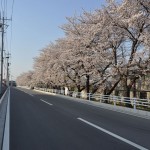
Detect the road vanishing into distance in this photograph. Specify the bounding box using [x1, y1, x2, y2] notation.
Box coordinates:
[10, 87, 150, 150]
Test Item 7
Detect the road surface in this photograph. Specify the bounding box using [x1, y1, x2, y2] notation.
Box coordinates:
[10, 87, 150, 150]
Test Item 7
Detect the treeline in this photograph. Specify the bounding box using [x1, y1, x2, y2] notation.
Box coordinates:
[16, 0, 150, 97]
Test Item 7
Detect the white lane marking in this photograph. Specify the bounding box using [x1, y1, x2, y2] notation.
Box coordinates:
[24, 92, 33, 97]
[77, 118, 148, 150]
[2, 88, 10, 150]
[19, 90, 34, 97]
[40, 99, 53, 106]
[29, 94, 34, 97]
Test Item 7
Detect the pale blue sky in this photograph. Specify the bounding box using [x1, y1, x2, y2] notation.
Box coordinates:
[6, 0, 106, 79]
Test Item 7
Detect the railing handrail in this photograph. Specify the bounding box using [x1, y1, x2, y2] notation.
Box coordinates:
[34, 87, 150, 111]
[0, 88, 9, 150]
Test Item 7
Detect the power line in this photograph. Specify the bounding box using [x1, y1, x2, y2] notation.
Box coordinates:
[0, 0, 15, 92]
[4, 0, 7, 18]
[0, 0, 6, 17]
[1, 0, 4, 15]
[11, 0, 15, 20]
[0, 0, 13, 92]
[9, 0, 15, 54]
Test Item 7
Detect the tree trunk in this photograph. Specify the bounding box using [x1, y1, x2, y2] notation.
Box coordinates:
[77, 85, 81, 98]
[103, 88, 109, 103]
[123, 79, 133, 108]
[133, 80, 136, 97]
[92, 86, 99, 94]
[86, 75, 90, 100]
[106, 79, 121, 95]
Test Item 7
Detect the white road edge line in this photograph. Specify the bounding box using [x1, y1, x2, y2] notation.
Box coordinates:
[2, 88, 10, 150]
[40, 99, 53, 106]
[77, 118, 148, 150]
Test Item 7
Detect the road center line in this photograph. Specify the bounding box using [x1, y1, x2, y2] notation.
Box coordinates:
[40, 99, 53, 106]
[77, 118, 148, 150]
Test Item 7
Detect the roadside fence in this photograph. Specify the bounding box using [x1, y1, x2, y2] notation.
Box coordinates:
[34, 87, 150, 111]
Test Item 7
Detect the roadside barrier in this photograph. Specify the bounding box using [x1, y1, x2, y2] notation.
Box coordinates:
[0, 88, 9, 150]
[34, 87, 150, 111]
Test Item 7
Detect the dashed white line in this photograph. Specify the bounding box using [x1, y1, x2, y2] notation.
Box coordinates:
[77, 118, 148, 150]
[21, 90, 34, 97]
[40, 99, 53, 106]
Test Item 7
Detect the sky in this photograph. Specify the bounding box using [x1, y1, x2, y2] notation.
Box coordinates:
[5, 0, 106, 80]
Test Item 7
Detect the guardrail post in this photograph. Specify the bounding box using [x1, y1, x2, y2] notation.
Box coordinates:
[99, 95, 102, 103]
[114, 98, 116, 106]
[88, 93, 91, 101]
[133, 98, 136, 110]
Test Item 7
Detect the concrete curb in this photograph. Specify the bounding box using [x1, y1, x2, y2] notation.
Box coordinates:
[34, 89, 150, 120]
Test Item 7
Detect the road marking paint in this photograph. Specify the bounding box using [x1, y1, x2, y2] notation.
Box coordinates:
[77, 118, 148, 150]
[28, 94, 34, 97]
[19, 90, 33, 96]
[40, 99, 53, 106]
[18, 89, 34, 97]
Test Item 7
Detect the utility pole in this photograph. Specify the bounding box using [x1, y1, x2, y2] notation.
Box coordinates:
[6, 54, 10, 87]
[0, 16, 11, 94]
[0, 17, 4, 94]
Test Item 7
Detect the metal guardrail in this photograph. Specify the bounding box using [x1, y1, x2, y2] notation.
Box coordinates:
[0, 88, 9, 150]
[34, 87, 150, 111]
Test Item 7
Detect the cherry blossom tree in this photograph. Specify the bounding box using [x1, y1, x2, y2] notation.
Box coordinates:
[16, 0, 150, 102]
[103, 0, 150, 98]
[16, 71, 34, 87]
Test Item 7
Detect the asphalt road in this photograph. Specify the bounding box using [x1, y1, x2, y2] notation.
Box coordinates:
[10, 87, 150, 150]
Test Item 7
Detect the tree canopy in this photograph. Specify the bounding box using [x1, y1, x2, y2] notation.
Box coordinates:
[16, 0, 150, 97]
